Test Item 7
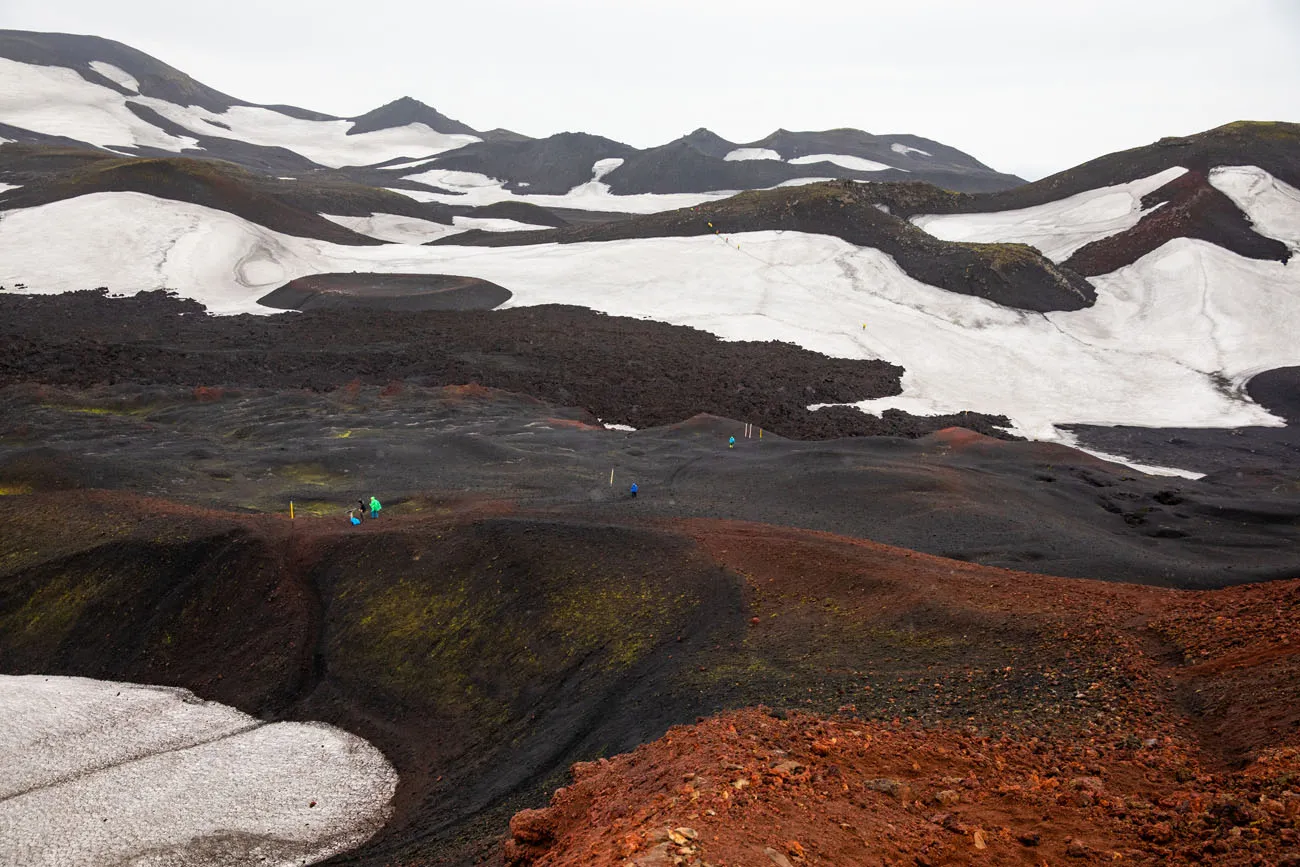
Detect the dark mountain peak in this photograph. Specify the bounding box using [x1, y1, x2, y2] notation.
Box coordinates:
[671, 128, 735, 159]
[478, 128, 533, 143]
[347, 97, 478, 137]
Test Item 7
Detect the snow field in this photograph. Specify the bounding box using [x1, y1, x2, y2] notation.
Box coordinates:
[2, 174, 1300, 447]
[0, 57, 197, 152]
[0, 675, 397, 867]
[912, 166, 1190, 262]
[2, 166, 1297, 452]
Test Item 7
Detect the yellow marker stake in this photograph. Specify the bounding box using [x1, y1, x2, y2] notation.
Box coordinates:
[610, 467, 614, 486]
[289, 501, 294, 520]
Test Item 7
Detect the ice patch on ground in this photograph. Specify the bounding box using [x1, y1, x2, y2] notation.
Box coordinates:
[322, 212, 464, 245]
[891, 143, 931, 157]
[0, 182, 20, 194]
[2, 184, 1298, 440]
[0, 57, 197, 152]
[0, 674, 396, 867]
[1049, 428, 1205, 479]
[789, 154, 896, 172]
[725, 148, 781, 161]
[88, 61, 139, 92]
[912, 166, 1189, 262]
[452, 215, 551, 232]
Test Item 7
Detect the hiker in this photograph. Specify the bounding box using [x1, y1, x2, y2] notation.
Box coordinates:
[630, 482, 638, 498]
[369, 496, 382, 519]
[348, 508, 361, 526]
[357, 499, 366, 518]
[729, 436, 735, 449]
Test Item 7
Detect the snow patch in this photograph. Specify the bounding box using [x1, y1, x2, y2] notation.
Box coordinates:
[603, 423, 637, 431]
[0, 675, 396, 867]
[1048, 428, 1205, 479]
[322, 212, 464, 245]
[0, 182, 20, 195]
[724, 147, 781, 161]
[591, 157, 625, 181]
[452, 215, 551, 233]
[0, 57, 198, 152]
[776, 177, 837, 188]
[890, 142, 931, 157]
[912, 166, 1189, 262]
[789, 154, 896, 172]
[88, 61, 139, 92]
[1210, 165, 1300, 251]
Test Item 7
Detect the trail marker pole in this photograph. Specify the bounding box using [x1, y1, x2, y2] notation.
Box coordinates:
[289, 501, 294, 520]
[610, 468, 614, 486]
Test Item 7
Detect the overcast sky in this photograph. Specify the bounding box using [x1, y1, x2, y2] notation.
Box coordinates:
[5, 0, 1298, 179]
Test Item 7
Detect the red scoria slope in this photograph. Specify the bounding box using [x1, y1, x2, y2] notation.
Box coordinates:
[504, 521, 1300, 867]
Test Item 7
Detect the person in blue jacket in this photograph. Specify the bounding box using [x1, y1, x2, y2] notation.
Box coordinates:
[629, 482, 638, 498]
[729, 436, 735, 449]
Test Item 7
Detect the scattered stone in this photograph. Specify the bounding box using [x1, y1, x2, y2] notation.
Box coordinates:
[1018, 831, 1041, 846]
[764, 847, 794, 867]
[771, 759, 807, 777]
[509, 808, 554, 845]
[1066, 838, 1093, 858]
[865, 778, 912, 802]
[934, 789, 961, 807]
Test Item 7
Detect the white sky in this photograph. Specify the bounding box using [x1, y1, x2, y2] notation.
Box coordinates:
[3, 0, 1298, 179]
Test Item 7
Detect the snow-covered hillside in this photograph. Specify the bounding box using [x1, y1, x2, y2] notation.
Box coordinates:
[0, 675, 396, 866]
[0, 55, 478, 168]
[3, 166, 1298, 453]
[0, 30, 1025, 197]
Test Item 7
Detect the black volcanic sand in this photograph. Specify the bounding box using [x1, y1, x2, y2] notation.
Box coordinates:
[1066, 366, 1300, 478]
[258, 273, 511, 312]
[0, 290, 1013, 440]
[2, 382, 1297, 590]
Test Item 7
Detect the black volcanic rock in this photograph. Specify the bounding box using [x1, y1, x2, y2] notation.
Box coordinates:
[673, 128, 738, 159]
[259, 273, 511, 311]
[348, 97, 479, 137]
[427, 132, 637, 194]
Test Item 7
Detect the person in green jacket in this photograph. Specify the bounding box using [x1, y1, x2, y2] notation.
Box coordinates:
[369, 496, 382, 519]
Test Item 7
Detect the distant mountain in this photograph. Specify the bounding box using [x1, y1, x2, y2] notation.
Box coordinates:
[0, 29, 1023, 194]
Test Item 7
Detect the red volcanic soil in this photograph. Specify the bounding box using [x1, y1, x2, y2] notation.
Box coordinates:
[505, 521, 1300, 867]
